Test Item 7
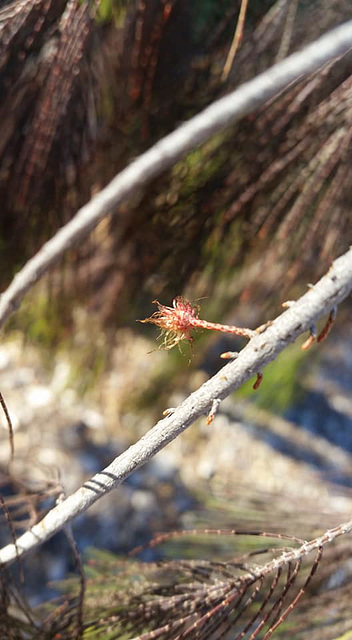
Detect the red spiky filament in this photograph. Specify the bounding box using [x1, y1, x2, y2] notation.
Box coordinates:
[140, 296, 254, 351]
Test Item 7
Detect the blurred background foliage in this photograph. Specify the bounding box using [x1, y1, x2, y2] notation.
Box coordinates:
[0, 0, 351, 329]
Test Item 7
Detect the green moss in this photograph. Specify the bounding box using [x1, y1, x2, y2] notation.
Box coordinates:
[6, 291, 69, 356]
[170, 133, 228, 197]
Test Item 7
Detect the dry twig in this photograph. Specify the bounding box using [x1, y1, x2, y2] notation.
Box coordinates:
[222, 0, 249, 82]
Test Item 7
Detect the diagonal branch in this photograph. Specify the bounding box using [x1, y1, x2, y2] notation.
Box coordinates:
[0, 247, 351, 567]
[0, 21, 352, 328]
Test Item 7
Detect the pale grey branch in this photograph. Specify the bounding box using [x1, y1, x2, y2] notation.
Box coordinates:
[0, 20, 352, 327]
[0, 247, 351, 567]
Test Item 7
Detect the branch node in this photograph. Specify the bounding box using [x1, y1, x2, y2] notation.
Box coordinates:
[220, 351, 239, 360]
[162, 407, 176, 417]
[301, 325, 317, 351]
[206, 398, 221, 425]
[253, 372, 263, 390]
[317, 307, 337, 343]
[255, 320, 273, 334]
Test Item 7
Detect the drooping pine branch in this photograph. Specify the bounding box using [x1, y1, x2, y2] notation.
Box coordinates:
[59, 525, 350, 638]
[0, 247, 351, 568]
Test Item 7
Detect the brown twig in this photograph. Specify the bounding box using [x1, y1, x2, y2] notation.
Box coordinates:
[222, 0, 249, 82]
[0, 391, 14, 459]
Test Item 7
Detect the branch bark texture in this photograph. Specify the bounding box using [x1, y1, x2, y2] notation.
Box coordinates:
[0, 248, 351, 567]
[0, 20, 352, 328]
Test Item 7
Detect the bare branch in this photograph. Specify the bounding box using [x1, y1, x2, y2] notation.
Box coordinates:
[0, 21, 352, 328]
[0, 247, 351, 567]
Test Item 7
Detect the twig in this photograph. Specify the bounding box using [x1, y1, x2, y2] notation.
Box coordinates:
[206, 398, 221, 426]
[275, 0, 299, 62]
[0, 247, 351, 567]
[317, 306, 337, 342]
[222, 0, 249, 82]
[0, 391, 14, 458]
[64, 524, 85, 640]
[0, 21, 352, 329]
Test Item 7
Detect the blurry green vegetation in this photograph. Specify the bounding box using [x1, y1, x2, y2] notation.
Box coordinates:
[66, 334, 108, 397]
[154, 529, 296, 561]
[95, 0, 128, 25]
[131, 340, 192, 412]
[6, 290, 109, 395]
[236, 343, 307, 413]
[7, 291, 70, 355]
[170, 132, 229, 196]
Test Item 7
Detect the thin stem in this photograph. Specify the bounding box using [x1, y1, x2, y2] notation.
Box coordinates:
[190, 317, 255, 339]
